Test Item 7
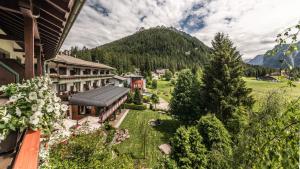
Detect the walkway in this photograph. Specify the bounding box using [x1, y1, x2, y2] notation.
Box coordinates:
[110, 109, 129, 128]
[155, 98, 169, 111]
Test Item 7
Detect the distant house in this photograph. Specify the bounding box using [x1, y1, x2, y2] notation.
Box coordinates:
[151, 72, 159, 80]
[124, 74, 146, 92]
[111, 75, 127, 87]
[257, 76, 278, 82]
[155, 69, 168, 78]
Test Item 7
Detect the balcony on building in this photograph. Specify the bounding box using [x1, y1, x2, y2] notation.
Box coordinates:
[0, 0, 85, 168]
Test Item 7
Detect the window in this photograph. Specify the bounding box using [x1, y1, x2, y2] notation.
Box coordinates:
[93, 70, 98, 75]
[49, 68, 57, 74]
[58, 67, 67, 75]
[58, 84, 67, 92]
[74, 82, 81, 92]
[70, 68, 81, 75]
[83, 69, 91, 75]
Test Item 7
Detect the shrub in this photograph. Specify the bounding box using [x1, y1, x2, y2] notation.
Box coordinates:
[124, 103, 147, 110]
[48, 130, 134, 168]
[152, 79, 158, 89]
[143, 96, 151, 103]
[164, 70, 173, 81]
[106, 128, 116, 144]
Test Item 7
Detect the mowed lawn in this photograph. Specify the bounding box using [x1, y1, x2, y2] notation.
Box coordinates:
[115, 110, 180, 168]
[244, 77, 300, 100]
[148, 80, 173, 102]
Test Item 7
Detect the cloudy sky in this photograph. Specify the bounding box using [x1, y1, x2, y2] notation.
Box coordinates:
[62, 0, 300, 59]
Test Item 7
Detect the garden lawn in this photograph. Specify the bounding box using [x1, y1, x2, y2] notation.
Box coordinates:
[148, 80, 173, 102]
[115, 110, 180, 168]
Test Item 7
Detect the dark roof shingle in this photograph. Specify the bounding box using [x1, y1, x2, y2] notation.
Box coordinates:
[69, 86, 129, 107]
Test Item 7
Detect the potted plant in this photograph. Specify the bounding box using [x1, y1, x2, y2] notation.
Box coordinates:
[0, 76, 68, 153]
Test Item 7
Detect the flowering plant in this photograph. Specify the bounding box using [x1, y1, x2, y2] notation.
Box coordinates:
[0, 76, 68, 142]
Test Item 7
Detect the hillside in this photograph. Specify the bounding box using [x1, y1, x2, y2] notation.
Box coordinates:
[247, 42, 300, 68]
[70, 26, 211, 74]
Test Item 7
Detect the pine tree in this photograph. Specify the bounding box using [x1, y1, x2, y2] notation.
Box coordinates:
[133, 89, 142, 105]
[200, 33, 254, 132]
[170, 69, 199, 123]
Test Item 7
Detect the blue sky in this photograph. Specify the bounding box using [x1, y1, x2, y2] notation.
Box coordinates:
[62, 0, 300, 59]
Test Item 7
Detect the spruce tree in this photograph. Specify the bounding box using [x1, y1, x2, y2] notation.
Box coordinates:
[133, 89, 142, 105]
[200, 33, 254, 131]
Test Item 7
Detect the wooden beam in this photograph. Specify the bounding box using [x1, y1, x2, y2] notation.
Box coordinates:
[45, 0, 71, 13]
[24, 15, 35, 79]
[37, 47, 42, 76]
[0, 34, 22, 42]
[0, 1, 22, 14]
[13, 48, 24, 52]
[13, 130, 40, 169]
[39, 1, 67, 22]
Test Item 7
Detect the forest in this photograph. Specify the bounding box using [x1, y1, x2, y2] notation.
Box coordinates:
[69, 26, 211, 75]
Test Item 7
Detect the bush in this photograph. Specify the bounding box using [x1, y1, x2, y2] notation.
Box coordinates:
[152, 79, 158, 89]
[149, 104, 153, 110]
[106, 129, 116, 144]
[124, 103, 147, 110]
[143, 96, 151, 103]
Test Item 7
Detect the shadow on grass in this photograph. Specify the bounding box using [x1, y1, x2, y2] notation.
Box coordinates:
[152, 119, 181, 142]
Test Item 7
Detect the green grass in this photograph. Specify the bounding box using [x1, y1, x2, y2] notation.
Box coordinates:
[148, 80, 174, 102]
[244, 77, 300, 100]
[115, 110, 180, 168]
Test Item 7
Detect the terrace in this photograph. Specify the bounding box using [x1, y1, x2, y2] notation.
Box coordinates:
[0, 0, 85, 168]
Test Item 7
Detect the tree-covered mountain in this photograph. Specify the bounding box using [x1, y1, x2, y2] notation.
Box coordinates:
[247, 42, 300, 68]
[70, 26, 211, 74]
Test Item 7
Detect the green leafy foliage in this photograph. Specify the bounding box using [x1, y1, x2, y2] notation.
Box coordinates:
[200, 33, 254, 133]
[150, 93, 159, 109]
[48, 130, 134, 169]
[70, 27, 211, 74]
[171, 126, 207, 169]
[197, 114, 232, 169]
[164, 70, 173, 81]
[151, 79, 158, 89]
[170, 69, 200, 123]
[234, 91, 300, 168]
[124, 103, 147, 110]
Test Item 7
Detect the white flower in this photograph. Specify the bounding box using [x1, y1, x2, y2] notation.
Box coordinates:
[31, 104, 38, 111]
[33, 111, 42, 117]
[15, 107, 22, 116]
[55, 110, 60, 117]
[30, 115, 39, 125]
[46, 105, 54, 113]
[61, 104, 68, 112]
[38, 81, 42, 87]
[54, 97, 61, 102]
[2, 114, 11, 123]
[0, 85, 7, 91]
[38, 91, 44, 98]
[0, 134, 5, 142]
[9, 95, 18, 102]
[37, 99, 45, 107]
[29, 92, 38, 101]
[54, 103, 60, 110]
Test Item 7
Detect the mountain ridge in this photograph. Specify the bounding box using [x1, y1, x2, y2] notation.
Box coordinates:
[70, 26, 211, 74]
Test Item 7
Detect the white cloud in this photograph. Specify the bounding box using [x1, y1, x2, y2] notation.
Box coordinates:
[62, 0, 300, 59]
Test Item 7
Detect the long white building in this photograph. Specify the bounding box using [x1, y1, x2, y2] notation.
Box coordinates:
[46, 54, 115, 100]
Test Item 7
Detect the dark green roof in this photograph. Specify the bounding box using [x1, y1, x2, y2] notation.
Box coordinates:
[69, 86, 129, 107]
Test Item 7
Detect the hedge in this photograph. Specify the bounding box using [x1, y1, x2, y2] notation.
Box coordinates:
[124, 103, 147, 110]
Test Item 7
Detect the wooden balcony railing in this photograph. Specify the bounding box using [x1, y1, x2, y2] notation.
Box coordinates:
[13, 130, 40, 169]
[100, 96, 127, 122]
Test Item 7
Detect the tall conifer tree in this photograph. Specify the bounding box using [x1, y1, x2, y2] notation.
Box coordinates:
[200, 33, 254, 130]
